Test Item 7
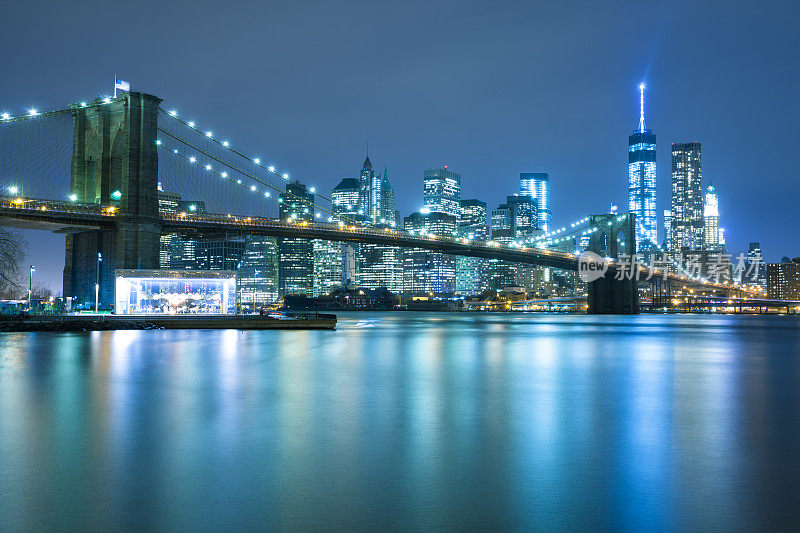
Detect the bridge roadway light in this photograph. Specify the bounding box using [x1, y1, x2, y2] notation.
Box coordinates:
[8, 186, 19, 194]
[253, 158, 260, 164]
[103, 98, 111, 104]
[1, 113, 9, 120]
[268, 166, 275, 172]
[188, 121, 195, 128]
[168, 110, 177, 116]
[205, 131, 213, 137]
[69, 194, 77, 202]
[189, 157, 196, 163]
[222, 141, 229, 147]
[28, 108, 38, 116]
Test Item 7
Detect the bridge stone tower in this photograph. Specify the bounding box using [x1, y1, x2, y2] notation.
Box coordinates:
[586, 213, 640, 314]
[63, 92, 162, 309]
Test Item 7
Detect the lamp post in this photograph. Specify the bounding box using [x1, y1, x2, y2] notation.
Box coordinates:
[95, 252, 102, 313]
[28, 265, 35, 311]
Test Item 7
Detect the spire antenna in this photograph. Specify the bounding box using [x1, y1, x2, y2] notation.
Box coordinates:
[639, 82, 646, 133]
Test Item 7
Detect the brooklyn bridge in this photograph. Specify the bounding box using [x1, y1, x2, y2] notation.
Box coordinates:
[0, 91, 752, 313]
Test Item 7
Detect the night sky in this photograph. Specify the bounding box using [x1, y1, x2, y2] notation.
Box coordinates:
[2, 0, 798, 290]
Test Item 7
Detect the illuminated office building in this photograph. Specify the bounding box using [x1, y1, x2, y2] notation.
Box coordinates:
[703, 184, 722, 251]
[519, 173, 550, 232]
[313, 239, 343, 296]
[767, 259, 800, 300]
[505, 194, 538, 240]
[424, 167, 461, 220]
[403, 211, 457, 295]
[358, 155, 380, 223]
[278, 182, 315, 296]
[663, 209, 673, 251]
[456, 199, 488, 296]
[238, 236, 279, 310]
[157, 189, 182, 268]
[196, 235, 245, 271]
[357, 235, 404, 293]
[671, 141, 704, 251]
[485, 204, 517, 289]
[628, 83, 657, 250]
[332, 178, 361, 221]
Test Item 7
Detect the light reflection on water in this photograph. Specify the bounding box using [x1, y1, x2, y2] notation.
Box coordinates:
[1, 313, 799, 531]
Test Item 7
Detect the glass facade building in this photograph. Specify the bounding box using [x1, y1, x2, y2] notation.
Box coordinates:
[671, 141, 704, 251]
[114, 269, 237, 315]
[703, 184, 721, 251]
[403, 211, 457, 295]
[456, 199, 488, 296]
[278, 182, 315, 296]
[423, 168, 461, 220]
[519, 173, 550, 232]
[312, 239, 344, 296]
[628, 130, 657, 251]
[238, 236, 279, 310]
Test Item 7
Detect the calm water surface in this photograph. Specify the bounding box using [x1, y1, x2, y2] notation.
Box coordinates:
[1, 312, 799, 531]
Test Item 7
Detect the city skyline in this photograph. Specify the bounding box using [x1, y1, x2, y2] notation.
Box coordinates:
[2, 0, 798, 289]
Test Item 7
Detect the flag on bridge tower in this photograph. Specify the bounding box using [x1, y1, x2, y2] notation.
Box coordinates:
[114, 77, 130, 97]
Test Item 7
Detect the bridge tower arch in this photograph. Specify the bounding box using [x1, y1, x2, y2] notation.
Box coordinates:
[63, 92, 163, 308]
[586, 213, 640, 314]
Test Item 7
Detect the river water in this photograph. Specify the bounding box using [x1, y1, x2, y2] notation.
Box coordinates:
[1, 312, 799, 531]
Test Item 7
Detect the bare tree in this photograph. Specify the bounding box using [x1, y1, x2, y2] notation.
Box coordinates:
[0, 227, 27, 297]
[31, 280, 53, 300]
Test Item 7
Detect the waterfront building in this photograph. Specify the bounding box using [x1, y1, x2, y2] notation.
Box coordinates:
[238, 236, 279, 310]
[114, 270, 237, 315]
[278, 182, 315, 296]
[357, 236, 404, 293]
[403, 211, 457, 295]
[456, 199, 488, 296]
[485, 204, 517, 290]
[313, 239, 344, 297]
[519, 173, 551, 232]
[671, 141, 704, 251]
[767, 258, 800, 300]
[628, 83, 657, 250]
[356, 165, 402, 290]
[423, 167, 461, 220]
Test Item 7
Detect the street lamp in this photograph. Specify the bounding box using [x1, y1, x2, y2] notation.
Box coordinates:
[28, 265, 35, 311]
[95, 252, 102, 313]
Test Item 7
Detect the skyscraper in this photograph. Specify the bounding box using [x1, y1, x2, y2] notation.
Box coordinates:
[456, 199, 488, 296]
[628, 83, 657, 250]
[312, 239, 343, 296]
[520, 173, 550, 232]
[358, 155, 382, 223]
[671, 141, 704, 251]
[403, 211, 457, 295]
[423, 167, 461, 220]
[663, 209, 673, 251]
[703, 184, 721, 251]
[238, 236, 279, 310]
[379, 166, 399, 226]
[278, 182, 315, 296]
[505, 194, 538, 241]
[485, 203, 517, 289]
[332, 178, 361, 222]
